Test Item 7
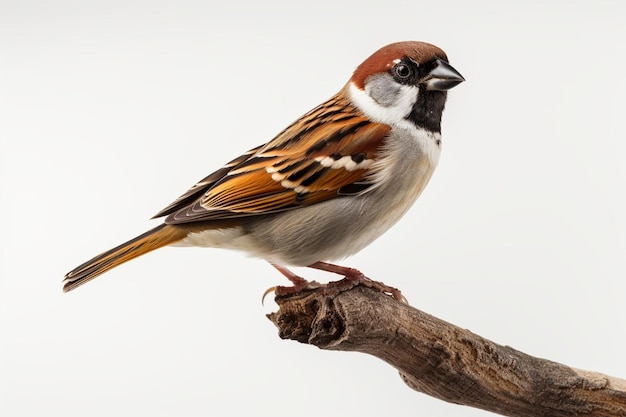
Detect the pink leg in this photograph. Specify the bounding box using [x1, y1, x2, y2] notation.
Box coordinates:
[308, 261, 407, 303]
[262, 263, 323, 303]
[307, 262, 365, 279]
[271, 263, 310, 289]
[264, 261, 407, 303]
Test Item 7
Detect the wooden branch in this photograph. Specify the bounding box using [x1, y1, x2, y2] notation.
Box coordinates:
[267, 285, 626, 417]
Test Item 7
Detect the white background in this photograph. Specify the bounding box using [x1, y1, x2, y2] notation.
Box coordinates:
[1, 1, 625, 416]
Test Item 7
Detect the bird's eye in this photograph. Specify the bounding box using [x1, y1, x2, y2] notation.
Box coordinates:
[393, 63, 412, 79]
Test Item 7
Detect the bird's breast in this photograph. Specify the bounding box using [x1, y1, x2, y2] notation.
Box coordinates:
[364, 126, 440, 229]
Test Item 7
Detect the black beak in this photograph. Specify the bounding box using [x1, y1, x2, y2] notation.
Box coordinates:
[421, 59, 465, 91]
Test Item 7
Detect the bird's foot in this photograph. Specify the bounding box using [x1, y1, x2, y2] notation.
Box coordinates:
[262, 263, 323, 304]
[263, 261, 407, 304]
[309, 262, 408, 303]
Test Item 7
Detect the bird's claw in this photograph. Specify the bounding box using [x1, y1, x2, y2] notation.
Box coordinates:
[261, 277, 407, 305]
[261, 280, 323, 305]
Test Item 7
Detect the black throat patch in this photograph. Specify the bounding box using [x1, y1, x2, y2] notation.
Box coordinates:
[406, 89, 447, 133]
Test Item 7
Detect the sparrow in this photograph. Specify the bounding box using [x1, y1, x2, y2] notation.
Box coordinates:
[63, 41, 464, 299]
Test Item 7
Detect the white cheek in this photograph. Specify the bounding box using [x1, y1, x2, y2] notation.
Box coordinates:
[349, 81, 418, 131]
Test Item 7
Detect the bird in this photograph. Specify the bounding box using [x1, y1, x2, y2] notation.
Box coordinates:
[63, 41, 464, 299]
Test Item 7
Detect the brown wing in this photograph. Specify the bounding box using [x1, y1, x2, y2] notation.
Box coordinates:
[160, 92, 391, 224]
[152, 146, 262, 219]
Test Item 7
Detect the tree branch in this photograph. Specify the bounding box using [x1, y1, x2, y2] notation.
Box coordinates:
[267, 285, 626, 417]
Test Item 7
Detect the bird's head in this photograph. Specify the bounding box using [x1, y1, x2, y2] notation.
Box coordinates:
[349, 41, 464, 133]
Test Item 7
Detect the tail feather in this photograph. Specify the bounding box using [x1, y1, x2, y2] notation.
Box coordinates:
[63, 224, 187, 292]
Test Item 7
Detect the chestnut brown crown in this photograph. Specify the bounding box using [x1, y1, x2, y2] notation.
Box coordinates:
[351, 41, 450, 90]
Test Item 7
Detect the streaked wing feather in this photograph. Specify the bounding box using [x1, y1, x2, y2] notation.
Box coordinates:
[152, 145, 263, 218]
[164, 93, 391, 224]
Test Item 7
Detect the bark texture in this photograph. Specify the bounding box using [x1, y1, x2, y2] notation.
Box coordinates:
[267, 285, 626, 417]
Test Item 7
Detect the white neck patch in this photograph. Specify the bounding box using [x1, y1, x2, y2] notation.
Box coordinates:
[348, 81, 442, 167]
[348, 81, 419, 132]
